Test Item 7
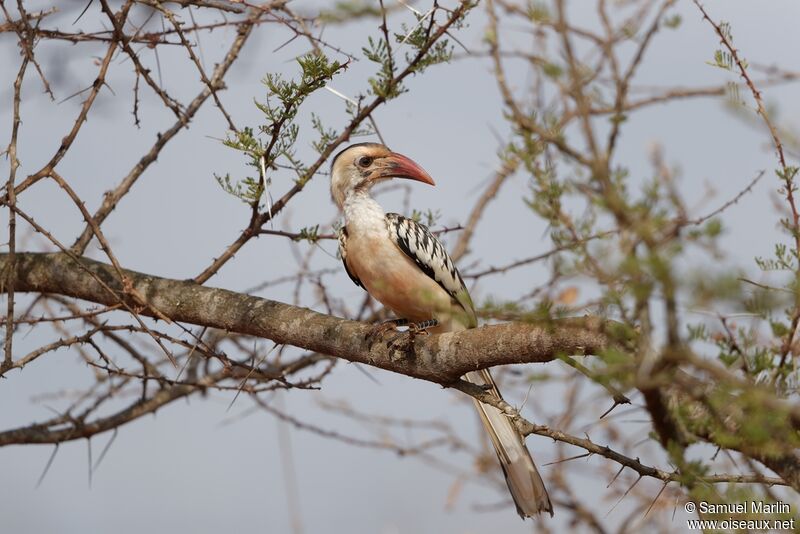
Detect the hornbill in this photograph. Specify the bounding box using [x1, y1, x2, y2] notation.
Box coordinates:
[330, 142, 553, 518]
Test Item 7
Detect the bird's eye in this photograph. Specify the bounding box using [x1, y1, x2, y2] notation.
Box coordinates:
[357, 156, 373, 168]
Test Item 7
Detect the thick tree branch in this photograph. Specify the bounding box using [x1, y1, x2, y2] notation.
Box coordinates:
[0, 252, 618, 384]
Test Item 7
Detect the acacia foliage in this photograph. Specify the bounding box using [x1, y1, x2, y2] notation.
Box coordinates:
[1, 0, 800, 529]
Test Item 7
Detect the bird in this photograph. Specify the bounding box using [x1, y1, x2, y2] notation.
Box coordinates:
[330, 142, 553, 518]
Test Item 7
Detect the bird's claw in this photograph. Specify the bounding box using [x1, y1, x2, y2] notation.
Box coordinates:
[365, 318, 409, 346]
[384, 319, 439, 349]
[364, 318, 439, 352]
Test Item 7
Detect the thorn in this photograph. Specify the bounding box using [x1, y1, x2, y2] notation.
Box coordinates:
[226, 342, 280, 413]
[92, 428, 118, 472]
[87, 437, 92, 489]
[644, 481, 670, 518]
[607, 464, 625, 488]
[600, 398, 627, 419]
[35, 444, 60, 488]
[605, 475, 643, 517]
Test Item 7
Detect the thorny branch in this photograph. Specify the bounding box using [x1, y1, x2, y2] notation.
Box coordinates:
[0, 252, 619, 384]
[694, 1, 800, 371]
[193, 0, 475, 284]
[2, 1, 800, 527]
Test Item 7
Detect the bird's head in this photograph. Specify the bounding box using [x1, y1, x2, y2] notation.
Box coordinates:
[330, 143, 435, 209]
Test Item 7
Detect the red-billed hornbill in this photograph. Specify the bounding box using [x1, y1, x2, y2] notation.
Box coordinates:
[330, 143, 553, 518]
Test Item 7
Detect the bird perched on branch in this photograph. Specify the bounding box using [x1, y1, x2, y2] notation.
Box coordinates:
[330, 142, 553, 518]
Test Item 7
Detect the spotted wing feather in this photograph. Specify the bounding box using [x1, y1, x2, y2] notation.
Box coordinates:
[337, 226, 363, 289]
[386, 213, 477, 327]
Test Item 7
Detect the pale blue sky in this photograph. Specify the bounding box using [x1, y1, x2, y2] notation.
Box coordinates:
[1, 1, 799, 532]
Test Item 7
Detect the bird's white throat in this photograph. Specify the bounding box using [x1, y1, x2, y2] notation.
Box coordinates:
[342, 191, 387, 237]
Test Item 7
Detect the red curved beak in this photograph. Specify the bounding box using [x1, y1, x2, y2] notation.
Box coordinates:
[379, 152, 436, 186]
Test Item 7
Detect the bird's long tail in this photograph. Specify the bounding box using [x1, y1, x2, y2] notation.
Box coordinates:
[464, 369, 553, 518]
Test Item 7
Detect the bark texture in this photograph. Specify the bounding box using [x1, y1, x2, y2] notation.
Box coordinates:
[1, 252, 619, 384]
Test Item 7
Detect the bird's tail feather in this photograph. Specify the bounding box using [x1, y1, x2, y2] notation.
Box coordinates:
[464, 369, 553, 518]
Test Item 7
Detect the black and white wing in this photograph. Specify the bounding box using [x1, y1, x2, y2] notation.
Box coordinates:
[337, 226, 363, 289]
[385, 213, 477, 327]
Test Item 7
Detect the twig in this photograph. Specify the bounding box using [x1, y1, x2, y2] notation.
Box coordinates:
[8, 4, 130, 196]
[2, 36, 27, 370]
[194, 0, 475, 284]
[71, 6, 263, 254]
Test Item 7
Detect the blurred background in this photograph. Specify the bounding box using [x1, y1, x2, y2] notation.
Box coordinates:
[1, 1, 799, 532]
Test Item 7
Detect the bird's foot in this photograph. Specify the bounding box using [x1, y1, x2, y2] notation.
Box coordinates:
[384, 319, 439, 349]
[365, 318, 409, 346]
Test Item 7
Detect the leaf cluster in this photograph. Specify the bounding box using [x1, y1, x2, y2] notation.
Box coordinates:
[215, 53, 345, 205]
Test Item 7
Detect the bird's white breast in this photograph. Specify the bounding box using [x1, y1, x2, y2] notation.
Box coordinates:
[343, 192, 387, 237]
[342, 193, 455, 325]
